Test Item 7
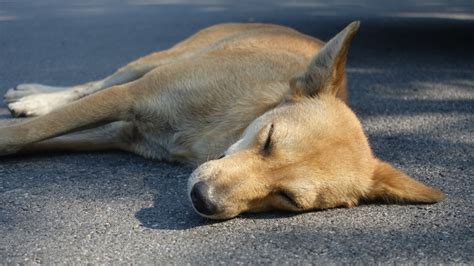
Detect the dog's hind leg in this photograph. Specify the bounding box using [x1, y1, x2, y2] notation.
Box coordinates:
[0, 84, 135, 156]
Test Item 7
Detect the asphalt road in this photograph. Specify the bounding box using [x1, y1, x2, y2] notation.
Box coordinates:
[1, 0, 473, 264]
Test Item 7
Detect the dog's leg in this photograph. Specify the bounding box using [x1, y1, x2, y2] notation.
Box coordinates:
[0, 84, 134, 155]
[4, 47, 196, 118]
[4, 63, 154, 117]
[16, 121, 135, 154]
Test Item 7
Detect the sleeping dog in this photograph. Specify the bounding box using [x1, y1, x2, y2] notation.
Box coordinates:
[1, 22, 444, 219]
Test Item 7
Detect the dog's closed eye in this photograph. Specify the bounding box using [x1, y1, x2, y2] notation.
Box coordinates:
[262, 123, 274, 155]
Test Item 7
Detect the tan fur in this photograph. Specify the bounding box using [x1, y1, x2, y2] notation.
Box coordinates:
[366, 160, 445, 204]
[0, 22, 444, 219]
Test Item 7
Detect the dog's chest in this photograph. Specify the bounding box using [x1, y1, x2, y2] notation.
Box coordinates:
[127, 122, 195, 163]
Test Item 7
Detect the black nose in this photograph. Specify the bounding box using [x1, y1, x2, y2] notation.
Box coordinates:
[190, 182, 218, 216]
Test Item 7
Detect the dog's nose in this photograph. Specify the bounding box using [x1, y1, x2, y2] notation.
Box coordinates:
[190, 182, 218, 216]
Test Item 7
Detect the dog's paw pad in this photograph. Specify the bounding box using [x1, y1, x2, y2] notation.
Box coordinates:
[7, 105, 25, 118]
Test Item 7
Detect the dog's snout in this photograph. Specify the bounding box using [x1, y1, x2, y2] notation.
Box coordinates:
[190, 181, 218, 216]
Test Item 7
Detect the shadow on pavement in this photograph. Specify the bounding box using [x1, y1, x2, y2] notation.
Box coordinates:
[134, 168, 219, 230]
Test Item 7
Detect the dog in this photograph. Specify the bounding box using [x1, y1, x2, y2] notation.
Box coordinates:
[1, 21, 444, 219]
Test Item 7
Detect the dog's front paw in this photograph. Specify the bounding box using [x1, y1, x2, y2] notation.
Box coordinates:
[7, 91, 73, 117]
[4, 84, 67, 104]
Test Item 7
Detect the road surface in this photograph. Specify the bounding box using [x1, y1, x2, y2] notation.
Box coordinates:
[1, 0, 473, 264]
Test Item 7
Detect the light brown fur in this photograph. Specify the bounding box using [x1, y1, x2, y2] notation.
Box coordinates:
[1, 22, 444, 219]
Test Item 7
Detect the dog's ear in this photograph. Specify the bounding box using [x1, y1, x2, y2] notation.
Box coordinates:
[290, 21, 360, 99]
[365, 159, 445, 204]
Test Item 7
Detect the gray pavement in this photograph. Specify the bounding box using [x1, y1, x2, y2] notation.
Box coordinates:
[1, 0, 473, 264]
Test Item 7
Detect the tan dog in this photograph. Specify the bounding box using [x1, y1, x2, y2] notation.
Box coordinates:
[1, 21, 444, 219]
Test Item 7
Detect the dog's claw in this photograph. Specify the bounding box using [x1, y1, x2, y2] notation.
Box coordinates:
[7, 104, 24, 118]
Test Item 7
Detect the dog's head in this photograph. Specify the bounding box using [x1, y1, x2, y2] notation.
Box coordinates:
[188, 21, 445, 219]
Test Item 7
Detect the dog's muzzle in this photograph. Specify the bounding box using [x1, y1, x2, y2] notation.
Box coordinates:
[188, 162, 221, 216]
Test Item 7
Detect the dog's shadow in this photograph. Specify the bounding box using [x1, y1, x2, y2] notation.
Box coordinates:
[134, 165, 219, 230]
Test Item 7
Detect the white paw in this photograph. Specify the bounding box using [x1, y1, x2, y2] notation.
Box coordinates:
[7, 91, 74, 117]
[4, 83, 66, 103]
